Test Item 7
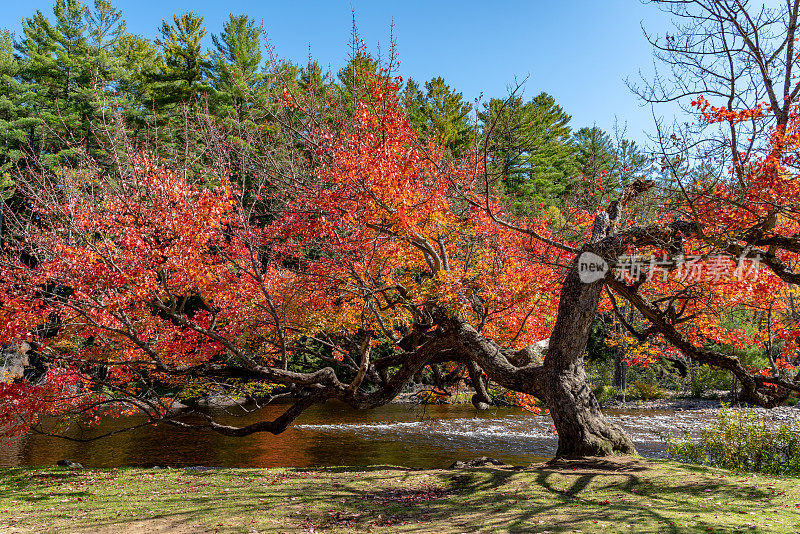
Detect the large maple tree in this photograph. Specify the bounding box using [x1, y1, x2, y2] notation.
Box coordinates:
[0, 65, 634, 457]
[3, 0, 800, 458]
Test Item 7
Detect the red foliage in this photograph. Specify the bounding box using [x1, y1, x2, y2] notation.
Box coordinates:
[0, 67, 568, 429]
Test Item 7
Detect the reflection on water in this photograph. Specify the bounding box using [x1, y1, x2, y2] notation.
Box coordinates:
[0, 401, 714, 469]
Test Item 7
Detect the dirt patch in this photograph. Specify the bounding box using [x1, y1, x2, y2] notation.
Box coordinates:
[538, 455, 651, 474]
[80, 518, 209, 534]
[449, 456, 510, 469]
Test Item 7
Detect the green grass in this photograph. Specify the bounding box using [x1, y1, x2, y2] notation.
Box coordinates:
[1, 457, 799, 533]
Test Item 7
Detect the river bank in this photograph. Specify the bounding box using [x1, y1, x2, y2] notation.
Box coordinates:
[604, 397, 800, 424]
[1, 458, 799, 533]
[397, 387, 800, 424]
[5, 400, 800, 471]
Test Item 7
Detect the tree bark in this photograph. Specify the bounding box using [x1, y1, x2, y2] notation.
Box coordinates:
[467, 360, 492, 409]
[613, 304, 630, 396]
[448, 251, 635, 458]
[539, 258, 635, 458]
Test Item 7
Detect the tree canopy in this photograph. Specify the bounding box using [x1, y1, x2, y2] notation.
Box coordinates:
[2, 0, 800, 461]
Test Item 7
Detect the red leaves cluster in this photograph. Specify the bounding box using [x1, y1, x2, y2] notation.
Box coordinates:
[0, 64, 569, 426]
[691, 96, 768, 125]
[614, 97, 800, 374]
[268, 68, 564, 348]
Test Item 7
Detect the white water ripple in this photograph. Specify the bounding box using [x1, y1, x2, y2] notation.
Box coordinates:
[295, 410, 716, 459]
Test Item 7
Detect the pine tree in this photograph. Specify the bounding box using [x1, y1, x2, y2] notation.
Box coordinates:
[336, 53, 378, 112]
[298, 60, 331, 108]
[0, 31, 35, 175]
[82, 0, 127, 157]
[16, 0, 91, 164]
[525, 93, 577, 200]
[573, 125, 653, 209]
[115, 33, 159, 129]
[209, 14, 263, 120]
[575, 126, 614, 182]
[402, 78, 425, 127]
[150, 12, 210, 112]
[403, 76, 473, 158]
[612, 137, 651, 189]
[85, 0, 126, 87]
[479, 92, 577, 211]
[147, 12, 210, 167]
[14, 0, 130, 164]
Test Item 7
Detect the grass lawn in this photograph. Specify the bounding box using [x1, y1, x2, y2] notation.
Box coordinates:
[1, 457, 799, 533]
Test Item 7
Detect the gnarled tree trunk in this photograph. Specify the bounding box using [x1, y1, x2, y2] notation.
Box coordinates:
[541, 264, 634, 457]
[450, 258, 635, 458]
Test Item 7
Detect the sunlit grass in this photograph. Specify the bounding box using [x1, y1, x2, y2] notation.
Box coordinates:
[1, 458, 799, 533]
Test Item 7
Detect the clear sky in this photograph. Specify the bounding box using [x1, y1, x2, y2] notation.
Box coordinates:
[3, 0, 678, 147]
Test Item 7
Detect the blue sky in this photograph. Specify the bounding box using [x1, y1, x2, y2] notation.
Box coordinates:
[3, 1, 678, 147]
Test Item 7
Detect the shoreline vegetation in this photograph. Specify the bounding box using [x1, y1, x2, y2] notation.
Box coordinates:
[2, 458, 799, 533]
[392, 387, 798, 413]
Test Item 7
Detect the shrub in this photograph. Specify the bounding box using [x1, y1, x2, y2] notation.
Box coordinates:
[414, 389, 451, 404]
[592, 384, 618, 405]
[624, 359, 685, 395]
[630, 380, 668, 401]
[665, 408, 800, 475]
[689, 364, 732, 397]
[585, 357, 613, 386]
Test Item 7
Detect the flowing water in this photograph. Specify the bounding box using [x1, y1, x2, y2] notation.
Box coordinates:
[0, 401, 718, 469]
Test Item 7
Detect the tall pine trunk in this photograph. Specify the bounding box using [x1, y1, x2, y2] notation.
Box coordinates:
[613, 304, 629, 396]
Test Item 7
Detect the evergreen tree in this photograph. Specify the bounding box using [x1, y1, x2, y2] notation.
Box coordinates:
[336, 53, 378, 112]
[16, 0, 91, 164]
[403, 76, 473, 157]
[573, 125, 653, 209]
[14, 0, 130, 164]
[151, 12, 209, 112]
[298, 60, 331, 107]
[612, 137, 651, 189]
[82, 0, 127, 156]
[209, 14, 263, 120]
[0, 31, 35, 175]
[85, 0, 126, 88]
[147, 12, 210, 167]
[115, 33, 159, 129]
[479, 95, 527, 196]
[402, 78, 425, 128]
[479, 92, 577, 211]
[574, 126, 614, 182]
[525, 93, 577, 199]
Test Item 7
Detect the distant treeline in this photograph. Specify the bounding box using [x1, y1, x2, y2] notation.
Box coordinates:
[0, 0, 655, 212]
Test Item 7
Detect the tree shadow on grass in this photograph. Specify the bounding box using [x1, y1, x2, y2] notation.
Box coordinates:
[0, 462, 791, 533]
[316, 459, 784, 533]
[0, 468, 91, 502]
[542, 456, 651, 473]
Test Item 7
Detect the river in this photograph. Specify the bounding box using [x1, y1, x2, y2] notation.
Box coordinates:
[0, 401, 724, 469]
